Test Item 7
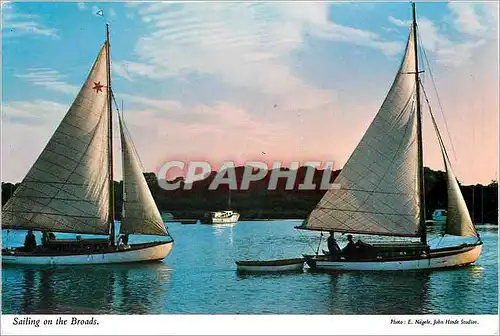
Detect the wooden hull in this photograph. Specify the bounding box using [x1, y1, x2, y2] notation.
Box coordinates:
[305, 243, 482, 272]
[2, 241, 173, 265]
[236, 258, 305, 272]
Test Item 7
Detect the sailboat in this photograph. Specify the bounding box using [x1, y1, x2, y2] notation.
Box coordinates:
[200, 188, 240, 224]
[296, 4, 482, 271]
[2, 25, 174, 265]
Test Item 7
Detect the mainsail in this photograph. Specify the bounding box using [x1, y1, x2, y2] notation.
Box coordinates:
[2, 45, 111, 235]
[300, 28, 422, 237]
[118, 114, 169, 236]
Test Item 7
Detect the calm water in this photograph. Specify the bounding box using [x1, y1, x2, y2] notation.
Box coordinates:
[2, 221, 498, 314]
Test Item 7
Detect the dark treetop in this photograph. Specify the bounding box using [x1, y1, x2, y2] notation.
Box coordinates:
[2, 166, 498, 223]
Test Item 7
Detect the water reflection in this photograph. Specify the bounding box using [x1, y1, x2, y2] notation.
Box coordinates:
[211, 223, 235, 246]
[427, 265, 494, 314]
[3, 220, 497, 314]
[3, 263, 172, 314]
[325, 271, 431, 314]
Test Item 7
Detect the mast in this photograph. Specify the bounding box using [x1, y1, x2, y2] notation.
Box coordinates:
[412, 3, 426, 244]
[106, 23, 116, 245]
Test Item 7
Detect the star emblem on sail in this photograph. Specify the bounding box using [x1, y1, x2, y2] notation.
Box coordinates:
[2, 43, 169, 237]
[92, 81, 105, 92]
[2, 45, 110, 234]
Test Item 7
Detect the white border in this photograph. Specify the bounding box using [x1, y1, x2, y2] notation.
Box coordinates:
[1, 315, 499, 335]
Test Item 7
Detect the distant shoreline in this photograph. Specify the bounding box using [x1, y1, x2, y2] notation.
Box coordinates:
[3, 167, 498, 225]
[170, 218, 498, 225]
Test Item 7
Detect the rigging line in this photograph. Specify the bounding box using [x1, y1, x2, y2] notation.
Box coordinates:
[416, 25, 458, 162]
[296, 229, 317, 254]
[111, 90, 146, 172]
[420, 80, 454, 168]
[471, 75, 476, 224]
[421, 80, 479, 236]
[316, 231, 323, 256]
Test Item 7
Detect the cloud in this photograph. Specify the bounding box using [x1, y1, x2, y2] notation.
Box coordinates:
[389, 4, 497, 67]
[2, 100, 68, 125]
[2, 100, 71, 182]
[448, 3, 487, 36]
[113, 61, 157, 81]
[2, 2, 58, 38]
[15, 68, 79, 95]
[120, 93, 183, 111]
[116, 101, 293, 172]
[1, 98, 290, 181]
[4, 3, 496, 185]
[418, 16, 489, 66]
[15, 66, 184, 114]
[388, 16, 410, 27]
[77, 2, 86, 11]
[114, 3, 402, 113]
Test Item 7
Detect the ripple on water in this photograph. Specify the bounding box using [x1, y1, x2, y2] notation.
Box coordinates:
[2, 221, 498, 314]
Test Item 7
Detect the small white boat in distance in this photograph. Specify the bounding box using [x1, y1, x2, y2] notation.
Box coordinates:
[202, 210, 240, 224]
[201, 188, 240, 224]
[235, 258, 305, 273]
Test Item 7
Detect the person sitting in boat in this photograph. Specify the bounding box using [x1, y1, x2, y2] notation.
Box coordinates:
[24, 230, 37, 252]
[42, 231, 49, 246]
[355, 238, 372, 257]
[342, 234, 357, 258]
[41, 231, 56, 247]
[327, 231, 341, 258]
[355, 239, 371, 249]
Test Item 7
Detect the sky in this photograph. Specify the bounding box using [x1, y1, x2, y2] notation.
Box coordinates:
[2, 1, 498, 185]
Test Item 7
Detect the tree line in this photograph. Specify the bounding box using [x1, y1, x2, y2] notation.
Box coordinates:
[2, 166, 498, 223]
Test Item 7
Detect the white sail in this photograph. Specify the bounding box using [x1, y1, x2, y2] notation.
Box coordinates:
[426, 98, 478, 237]
[301, 29, 422, 237]
[118, 114, 169, 236]
[2, 45, 111, 235]
[443, 156, 477, 237]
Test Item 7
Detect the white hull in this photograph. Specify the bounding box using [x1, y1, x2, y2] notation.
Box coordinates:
[2, 241, 173, 265]
[236, 259, 304, 272]
[306, 244, 482, 271]
[211, 214, 240, 224]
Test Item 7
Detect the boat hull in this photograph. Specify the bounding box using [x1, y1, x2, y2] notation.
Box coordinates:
[201, 213, 240, 224]
[236, 258, 304, 272]
[211, 214, 240, 224]
[2, 241, 173, 265]
[305, 243, 482, 271]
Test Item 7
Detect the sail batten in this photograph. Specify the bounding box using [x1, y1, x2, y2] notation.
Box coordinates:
[2, 45, 111, 235]
[300, 29, 421, 237]
[118, 114, 169, 236]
